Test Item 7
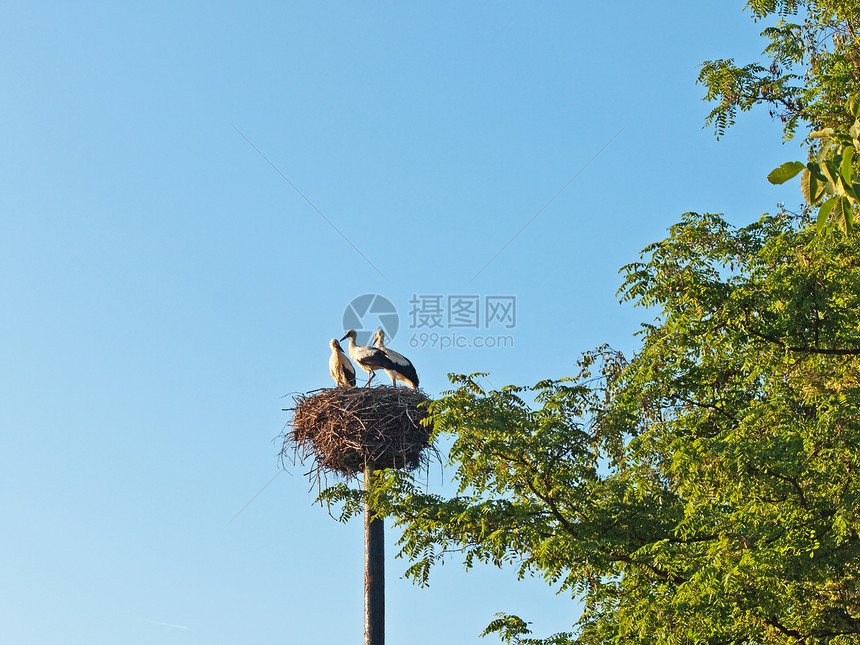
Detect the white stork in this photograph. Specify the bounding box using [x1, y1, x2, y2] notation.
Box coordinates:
[328, 338, 356, 387]
[340, 329, 397, 387]
[373, 328, 419, 389]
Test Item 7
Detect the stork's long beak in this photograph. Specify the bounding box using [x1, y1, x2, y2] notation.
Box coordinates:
[340, 333, 349, 341]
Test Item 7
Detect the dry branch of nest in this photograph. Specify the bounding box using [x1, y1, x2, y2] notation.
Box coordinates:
[282, 386, 433, 481]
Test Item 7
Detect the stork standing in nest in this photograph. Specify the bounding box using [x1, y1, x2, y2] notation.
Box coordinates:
[373, 328, 419, 389]
[328, 338, 356, 387]
[341, 329, 397, 386]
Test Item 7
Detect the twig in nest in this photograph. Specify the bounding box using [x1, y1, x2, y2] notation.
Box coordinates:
[282, 386, 434, 483]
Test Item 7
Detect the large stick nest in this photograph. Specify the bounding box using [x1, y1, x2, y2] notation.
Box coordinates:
[283, 386, 433, 479]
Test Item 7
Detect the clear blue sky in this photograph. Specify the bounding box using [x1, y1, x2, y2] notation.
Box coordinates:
[1, 2, 805, 643]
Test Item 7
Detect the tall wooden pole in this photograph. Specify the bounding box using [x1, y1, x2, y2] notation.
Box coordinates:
[364, 464, 384, 645]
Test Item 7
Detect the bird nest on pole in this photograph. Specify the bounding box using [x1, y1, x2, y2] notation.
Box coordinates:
[283, 386, 433, 481]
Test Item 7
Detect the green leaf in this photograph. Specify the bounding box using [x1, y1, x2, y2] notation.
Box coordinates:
[842, 147, 855, 184]
[840, 178, 858, 205]
[851, 119, 860, 140]
[821, 161, 840, 195]
[816, 196, 836, 231]
[848, 95, 860, 119]
[832, 195, 854, 234]
[767, 161, 805, 184]
[816, 140, 833, 163]
[810, 127, 835, 138]
[801, 167, 825, 206]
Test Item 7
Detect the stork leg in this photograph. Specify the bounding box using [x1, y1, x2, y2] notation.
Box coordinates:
[390, 373, 398, 388]
[365, 370, 375, 387]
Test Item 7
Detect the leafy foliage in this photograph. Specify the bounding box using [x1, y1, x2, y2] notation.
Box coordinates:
[769, 95, 860, 234]
[699, 0, 860, 236]
[323, 212, 860, 643]
[313, 3, 860, 641]
[699, 0, 860, 139]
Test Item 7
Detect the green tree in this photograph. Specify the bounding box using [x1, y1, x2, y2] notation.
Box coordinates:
[768, 95, 860, 234]
[326, 211, 860, 643]
[699, 0, 860, 232]
[317, 3, 860, 642]
[699, 0, 860, 139]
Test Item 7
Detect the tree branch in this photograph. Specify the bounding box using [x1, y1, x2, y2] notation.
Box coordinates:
[742, 323, 860, 355]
